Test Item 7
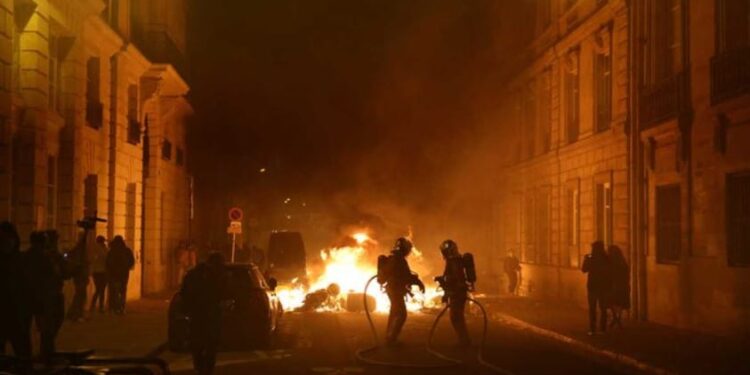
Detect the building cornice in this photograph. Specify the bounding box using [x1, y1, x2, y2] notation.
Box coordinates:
[143, 64, 190, 97]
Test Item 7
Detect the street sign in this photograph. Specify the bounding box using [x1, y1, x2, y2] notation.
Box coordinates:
[227, 220, 242, 234]
[228, 207, 244, 221]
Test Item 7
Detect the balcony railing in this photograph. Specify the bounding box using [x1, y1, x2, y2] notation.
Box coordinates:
[639, 70, 689, 129]
[711, 47, 750, 105]
[86, 101, 103, 129]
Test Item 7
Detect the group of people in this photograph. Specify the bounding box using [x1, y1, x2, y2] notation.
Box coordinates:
[582, 241, 630, 335]
[0, 220, 135, 365]
[379, 237, 475, 347]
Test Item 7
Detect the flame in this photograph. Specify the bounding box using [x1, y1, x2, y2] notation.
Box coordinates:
[275, 231, 440, 313]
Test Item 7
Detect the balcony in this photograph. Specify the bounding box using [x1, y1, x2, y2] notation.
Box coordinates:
[639, 71, 689, 130]
[711, 47, 750, 105]
[86, 101, 103, 129]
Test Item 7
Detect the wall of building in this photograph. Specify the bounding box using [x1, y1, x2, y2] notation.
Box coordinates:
[0, 0, 191, 301]
[494, 0, 630, 307]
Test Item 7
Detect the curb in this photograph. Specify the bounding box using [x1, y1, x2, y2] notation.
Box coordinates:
[490, 312, 675, 375]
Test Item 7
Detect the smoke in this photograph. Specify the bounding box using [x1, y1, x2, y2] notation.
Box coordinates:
[188, 0, 533, 283]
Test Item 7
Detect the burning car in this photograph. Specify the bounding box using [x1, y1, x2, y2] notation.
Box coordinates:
[168, 263, 283, 352]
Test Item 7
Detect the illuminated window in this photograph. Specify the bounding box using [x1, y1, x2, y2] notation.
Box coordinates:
[48, 35, 63, 112]
[594, 27, 612, 133]
[523, 80, 536, 158]
[595, 181, 613, 247]
[536, 188, 551, 265]
[643, 0, 684, 86]
[564, 48, 580, 143]
[539, 68, 552, 152]
[523, 193, 536, 263]
[656, 184, 681, 263]
[727, 172, 750, 267]
[126, 183, 136, 246]
[564, 179, 581, 267]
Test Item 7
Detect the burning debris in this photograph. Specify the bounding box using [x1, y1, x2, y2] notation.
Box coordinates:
[274, 231, 440, 313]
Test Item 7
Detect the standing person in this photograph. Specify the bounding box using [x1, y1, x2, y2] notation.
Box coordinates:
[608, 245, 630, 328]
[26, 231, 70, 361]
[503, 251, 521, 295]
[0, 222, 32, 360]
[89, 236, 109, 314]
[107, 236, 135, 314]
[582, 241, 611, 335]
[181, 252, 227, 375]
[379, 237, 425, 346]
[437, 240, 472, 346]
[66, 229, 91, 322]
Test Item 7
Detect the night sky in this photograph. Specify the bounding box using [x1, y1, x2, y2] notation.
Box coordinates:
[187, 0, 532, 241]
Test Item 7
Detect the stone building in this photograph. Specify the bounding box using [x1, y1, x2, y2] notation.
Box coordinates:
[0, 0, 192, 299]
[630, 0, 750, 334]
[493, 0, 750, 335]
[494, 0, 631, 305]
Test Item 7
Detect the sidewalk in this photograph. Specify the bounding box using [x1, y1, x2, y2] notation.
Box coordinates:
[481, 296, 750, 375]
[55, 298, 169, 358]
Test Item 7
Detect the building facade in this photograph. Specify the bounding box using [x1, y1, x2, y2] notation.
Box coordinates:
[0, 0, 191, 299]
[631, 0, 750, 334]
[493, 0, 750, 335]
[494, 0, 631, 305]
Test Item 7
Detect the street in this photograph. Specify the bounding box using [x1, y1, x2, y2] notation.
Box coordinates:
[163, 310, 631, 375]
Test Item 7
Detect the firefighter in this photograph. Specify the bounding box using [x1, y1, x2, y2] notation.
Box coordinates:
[437, 239, 473, 346]
[379, 237, 424, 346]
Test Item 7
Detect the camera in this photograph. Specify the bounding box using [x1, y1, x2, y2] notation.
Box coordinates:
[76, 215, 107, 230]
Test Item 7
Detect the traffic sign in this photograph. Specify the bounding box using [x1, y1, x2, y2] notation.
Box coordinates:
[227, 220, 242, 234]
[228, 207, 244, 221]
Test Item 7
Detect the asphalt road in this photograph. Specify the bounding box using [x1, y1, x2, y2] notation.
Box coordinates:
[165, 310, 634, 375]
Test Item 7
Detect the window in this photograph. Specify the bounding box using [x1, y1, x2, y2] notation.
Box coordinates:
[86, 57, 102, 129]
[564, 49, 580, 143]
[127, 84, 140, 144]
[656, 184, 681, 263]
[727, 172, 750, 266]
[46, 156, 57, 228]
[523, 80, 536, 158]
[643, 0, 684, 86]
[176, 147, 184, 166]
[162, 139, 172, 160]
[594, 27, 612, 132]
[536, 188, 551, 264]
[523, 194, 536, 263]
[564, 180, 581, 267]
[539, 69, 552, 152]
[717, 0, 750, 53]
[595, 181, 613, 246]
[84, 174, 98, 219]
[126, 183, 136, 246]
[48, 35, 62, 112]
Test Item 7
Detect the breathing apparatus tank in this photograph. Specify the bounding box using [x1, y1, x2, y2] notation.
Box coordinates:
[376, 254, 391, 285]
[463, 252, 477, 285]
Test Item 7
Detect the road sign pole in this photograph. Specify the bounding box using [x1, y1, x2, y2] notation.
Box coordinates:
[231, 232, 237, 263]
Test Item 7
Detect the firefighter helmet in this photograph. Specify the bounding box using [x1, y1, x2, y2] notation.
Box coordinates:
[393, 237, 413, 256]
[440, 239, 459, 258]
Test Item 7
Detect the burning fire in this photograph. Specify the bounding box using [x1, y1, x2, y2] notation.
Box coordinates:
[275, 231, 440, 313]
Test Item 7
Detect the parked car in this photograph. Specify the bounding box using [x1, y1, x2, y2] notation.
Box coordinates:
[168, 263, 283, 352]
[267, 231, 307, 284]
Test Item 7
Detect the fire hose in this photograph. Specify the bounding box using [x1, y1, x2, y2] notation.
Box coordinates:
[355, 275, 515, 374]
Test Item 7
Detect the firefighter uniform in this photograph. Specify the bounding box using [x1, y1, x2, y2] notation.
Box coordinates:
[439, 240, 472, 346]
[380, 238, 424, 346]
